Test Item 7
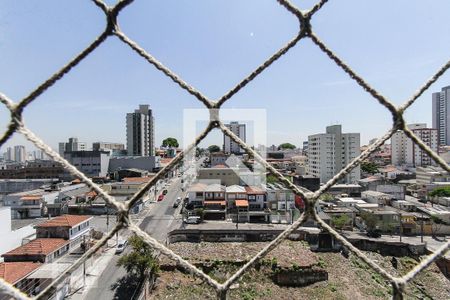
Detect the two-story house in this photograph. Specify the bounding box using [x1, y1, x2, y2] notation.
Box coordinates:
[226, 185, 248, 222]
[0, 262, 42, 297]
[203, 184, 226, 220]
[2, 238, 69, 263]
[35, 215, 92, 249]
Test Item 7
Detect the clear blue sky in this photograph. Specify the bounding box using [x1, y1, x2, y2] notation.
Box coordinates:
[1, 0, 450, 153]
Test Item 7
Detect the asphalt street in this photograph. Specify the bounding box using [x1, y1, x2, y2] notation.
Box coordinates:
[82, 177, 183, 300]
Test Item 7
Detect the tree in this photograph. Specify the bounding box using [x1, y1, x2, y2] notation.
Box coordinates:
[278, 143, 296, 150]
[331, 215, 350, 231]
[428, 186, 450, 198]
[361, 161, 379, 174]
[319, 193, 334, 202]
[117, 235, 159, 279]
[208, 145, 221, 153]
[360, 211, 378, 232]
[162, 137, 179, 148]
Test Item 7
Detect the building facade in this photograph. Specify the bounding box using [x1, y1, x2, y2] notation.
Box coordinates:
[432, 85, 450, 145]
[307, 125, 360, 184]
[58, 137, 87, 156]
[223, 121, 246, 154]
[64, 151, 110, 177]
[126, 104, 155, 156]
[391, 124, 438, 167]
[14, 146, 26, 163]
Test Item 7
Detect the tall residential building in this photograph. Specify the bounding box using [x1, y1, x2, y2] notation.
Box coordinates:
[58, 137, 87, 156]
[126, 105, 155, 156]
[4, 147, 14, 162]
[14, 145, 26, 163]
[223, 121, 246, 154]
[307, 125, 360, 184]
[432, 85, 450, 145]
[391, 123, 438, 167]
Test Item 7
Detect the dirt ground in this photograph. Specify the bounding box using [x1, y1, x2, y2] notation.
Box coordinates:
[151, 241, 450, 300]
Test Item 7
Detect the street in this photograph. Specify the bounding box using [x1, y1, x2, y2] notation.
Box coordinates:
[79, 177, 184, 300]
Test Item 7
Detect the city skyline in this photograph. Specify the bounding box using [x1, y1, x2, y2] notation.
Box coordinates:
[1, 1, 450, 153]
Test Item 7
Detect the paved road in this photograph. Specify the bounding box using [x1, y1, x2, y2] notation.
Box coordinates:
[82, 177, 183, 300]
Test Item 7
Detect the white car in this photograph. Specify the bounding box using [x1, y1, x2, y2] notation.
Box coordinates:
[115, 239, 128, 254]
[184, 216, 201, 224]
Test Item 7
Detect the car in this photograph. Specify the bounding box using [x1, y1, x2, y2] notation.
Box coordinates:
[184, 216, 201, 224]
[158, 194, 164, 201]
[366, 229, 381, 238]
[115, 240, 128, 254]
[162, 189, 168, 195]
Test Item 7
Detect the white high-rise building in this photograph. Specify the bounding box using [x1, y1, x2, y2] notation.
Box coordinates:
[14, 145, 26, 163]
[432, 85, 450, 145]
[126, 104, 155, 156]
[223, 121, 246, 154]
[391, 123, 438, 167]
[307, 125, 360, 184]
[58, 137, 87, 156]
[4, 147, 14, 162]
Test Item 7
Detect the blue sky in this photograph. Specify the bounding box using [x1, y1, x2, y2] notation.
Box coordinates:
[1, 0, 450, 153]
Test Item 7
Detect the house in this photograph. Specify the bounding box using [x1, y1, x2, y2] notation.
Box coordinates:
[203, 184, 226, 220]
[35, 215, 92, 249]
[186, 182, 207, 207]
[0, 262, 42, 297]
[245, 186, 269, 222]
[376, 184, 405, 200]
[226, 185, 248, 222]
[335, 197, 367, 208]
[391, 200, 416, 212]
[2, 238, 69, 263]
[209, 152, 229, 167]
[361, 190, 392, 206]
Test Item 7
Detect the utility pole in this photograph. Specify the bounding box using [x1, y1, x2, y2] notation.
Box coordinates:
[421, 212, 424, 243]
[83, 235, 86, 287]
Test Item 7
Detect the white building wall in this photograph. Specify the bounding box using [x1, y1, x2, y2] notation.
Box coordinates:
[0, 207, 36, 256]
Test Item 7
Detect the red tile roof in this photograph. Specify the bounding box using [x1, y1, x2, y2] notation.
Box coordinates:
[0, 262, 41, 284]
[122, 177, 152, 184]
[2, 239, 68, 257]
[20, 195, 42, 201]
[235, 200, 249, 207]
[245, 186, 266, 194]
[35, 215, 91, 228]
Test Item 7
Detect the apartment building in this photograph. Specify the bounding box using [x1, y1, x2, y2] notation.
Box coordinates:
[391, 123, 438, 167]
[223, 121, 246, 154]
[126, 104, 155, 156]
[58, 137, 87, 156]
[307, 125, 360, 184]
[432, 85, 450, 145]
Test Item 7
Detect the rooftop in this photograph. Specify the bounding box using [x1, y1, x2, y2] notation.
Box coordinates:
[36, 215, 91, 228]
[3, 238, 68, 257]
[0, 262, 41, 284]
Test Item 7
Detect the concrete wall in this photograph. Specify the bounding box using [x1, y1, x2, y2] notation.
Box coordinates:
[0, 207, 36, 256]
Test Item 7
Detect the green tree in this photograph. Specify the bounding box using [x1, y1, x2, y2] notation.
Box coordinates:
[361, 161, 379, 174]
[208, 145, 221, 153]
[319, 193, 334, 202]
[162, 137, 179, 148]
[428, 186, 450, 198]
[117, 235, 159, 279]
[278, 143, 296, 150]
[360, 211, 378, 231]
[331, 215, 350, 230]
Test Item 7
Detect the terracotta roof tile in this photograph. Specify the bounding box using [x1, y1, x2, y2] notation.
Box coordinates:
[235, 200, 249, 207]
[0, 262, 41, 284]
[122, 177, 152, 184]
[2, 239, 68, 257]
[35, 215, 91, 228]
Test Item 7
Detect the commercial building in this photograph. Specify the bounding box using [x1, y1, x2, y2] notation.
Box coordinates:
[58, 137, 87, 156]
[432, 85, 450, 145]
[126, 104, 155, 156]
[108, 155, 160, 173]
[64, 150, 110, 177]
[307, 125, 360, 184]
[391, 123, 438, 167]
[223, 121, 246, 154]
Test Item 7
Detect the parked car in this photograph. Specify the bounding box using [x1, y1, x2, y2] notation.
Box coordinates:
[116, 239, 128, 254]
[173, 197, 182, 208]
[162, 189, 168, 195]
[366, 229, 381, 238]
[184, 216, 201, 224]
[158, 194, 164, 201]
